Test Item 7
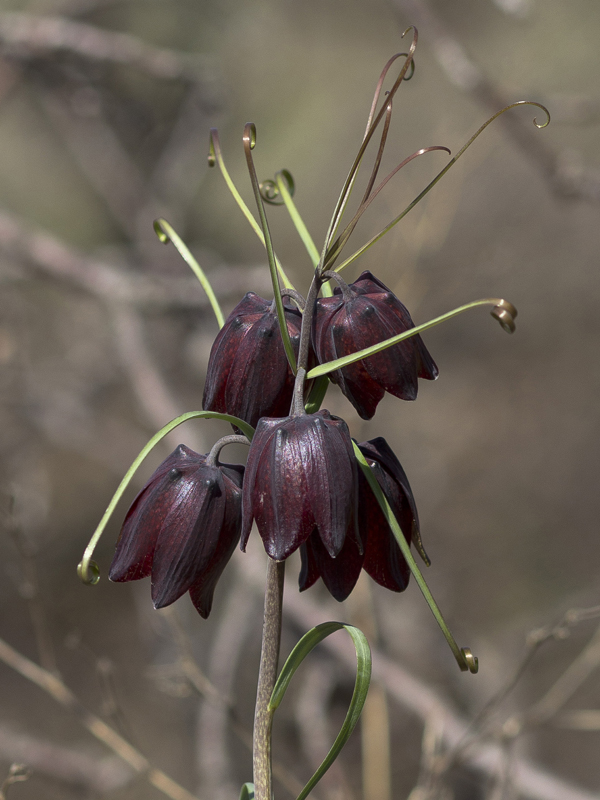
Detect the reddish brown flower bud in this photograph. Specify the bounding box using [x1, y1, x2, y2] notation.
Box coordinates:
[241, 411, 358, 561]
[109, 445, 243, 618]
[202, 293, 303, 428]
[299, 436, 420, 601]
[313, 271, 438, 419]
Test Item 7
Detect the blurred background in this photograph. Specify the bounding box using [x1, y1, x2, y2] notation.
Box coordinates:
[1, 1, 600, 799]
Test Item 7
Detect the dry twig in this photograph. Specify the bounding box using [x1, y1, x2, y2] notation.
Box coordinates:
[0, 723, 132, 793]
[0, 635, 199, 800]
[0, 13, 209, 83]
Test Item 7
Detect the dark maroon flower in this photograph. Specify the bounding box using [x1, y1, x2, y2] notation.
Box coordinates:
[109, 444, 244, 618]
[203, 292, 303, 429]
[299, 436, 421, 601]
[313, 271, 438, 419]
[241, 410, 358, 561]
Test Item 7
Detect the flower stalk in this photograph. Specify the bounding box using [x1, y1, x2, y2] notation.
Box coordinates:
[253, 558, 285, 800]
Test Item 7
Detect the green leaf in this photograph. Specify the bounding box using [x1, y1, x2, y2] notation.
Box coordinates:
[239, 783, 254, 800]
[304, 375, 329, 414]
[307, 298, 512, 380]
[275, 171, 321, 270]
[269, 622, 371, 800]
[243, 124, 297, 374]
[208, 128, 295, 290]
[352, 443, 478, 674]
[154, 219, 225, 329]
[77, 410, 254, 585]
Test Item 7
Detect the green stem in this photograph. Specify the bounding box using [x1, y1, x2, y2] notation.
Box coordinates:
[253, 558, 285, 800]
[275, 172, 320, 269]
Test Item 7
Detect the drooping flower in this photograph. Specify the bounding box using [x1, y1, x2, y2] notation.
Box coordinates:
[241, 410, 359, 561]
[203, 292, 304, 429]
[299, 436, 422, 601]
[109, 444, 244, 618]
[313, 271, 438, 419]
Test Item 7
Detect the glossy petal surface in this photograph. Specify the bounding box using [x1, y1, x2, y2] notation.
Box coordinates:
[241, 411, 358, 560]
[299, 530, 363, 602]
[297, 436, 421, 600]
[358, 437, 419, 591]
[203, 293, 303, 428]
[313, 271, 438, 419]
[109, 444, 243, 616]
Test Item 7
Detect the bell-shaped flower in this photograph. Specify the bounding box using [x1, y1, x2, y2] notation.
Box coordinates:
[203, 292, 303, 429]
[241, 410, 358, 561]
[313, 271, 438, 419]
[109, 444, 244, 618]
[299, 436, 421, 601]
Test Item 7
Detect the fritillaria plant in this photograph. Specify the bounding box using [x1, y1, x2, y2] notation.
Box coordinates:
[78, 28, 549, 800]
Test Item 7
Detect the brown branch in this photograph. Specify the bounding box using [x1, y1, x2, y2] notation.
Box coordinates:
[39, 87, 147, 240]
[0, 210, 271, 307]
[0, 13, 210, 83]
[4, 501, 58, 676]
[0, 635, 200, 800]
[106, 301, 207, 452]
[0, 723, 133, 793]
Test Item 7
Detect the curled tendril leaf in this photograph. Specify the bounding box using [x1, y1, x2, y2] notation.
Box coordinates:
[77, 559, 100, 585]
[353, 443, 478, 674]
[307, 298, 517, 380]
[242, 123, 298, 373]
[320, 27, 418, 262]
[334, 100, 550, 275]
[153, 218, 225, 329]
[244, 122, 257, 150]
[491, 299, 518, 333]
[207, 128, 295, 290]
[260, 169, 295, 206]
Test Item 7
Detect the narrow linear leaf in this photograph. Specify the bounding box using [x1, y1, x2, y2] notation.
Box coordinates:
[243, 124, 297, 374]
[154, 219, 225, 329]
[275, 172, 321, 270]
[304, 375, 330, 414]
[209, 128, 295, 290]
[269, 622, 371, 800]
[77, 410, 254, 585]
[353, 443, 477, 674]
[307, 298, 510, 379]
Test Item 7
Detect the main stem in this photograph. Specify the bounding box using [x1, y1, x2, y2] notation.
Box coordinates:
[253, 557, 285, 800]
[290, 273, 321, 415]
